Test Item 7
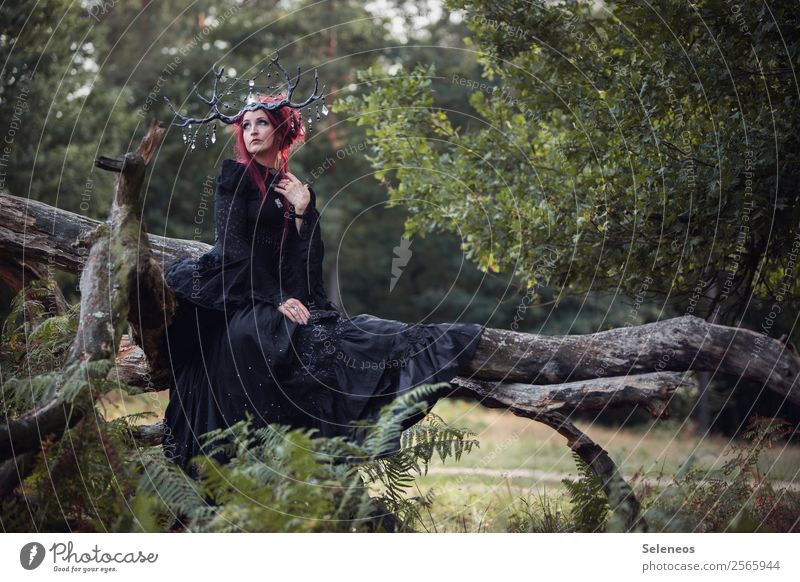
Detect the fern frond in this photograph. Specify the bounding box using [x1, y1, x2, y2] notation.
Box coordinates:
[562, 452, 610, 532]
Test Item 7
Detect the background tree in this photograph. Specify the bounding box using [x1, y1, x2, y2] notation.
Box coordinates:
[338, 0, 800, 431]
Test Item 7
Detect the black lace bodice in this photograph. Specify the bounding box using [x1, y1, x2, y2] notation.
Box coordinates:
[165, 158, 336, 312]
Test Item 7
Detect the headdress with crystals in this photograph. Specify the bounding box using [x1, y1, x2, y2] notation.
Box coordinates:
[163, 53, 329, 150]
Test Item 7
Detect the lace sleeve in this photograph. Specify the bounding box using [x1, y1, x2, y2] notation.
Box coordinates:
[290, 185, 334, 309]
[214, 159, 286, 306]
[214, 160, 252, 262]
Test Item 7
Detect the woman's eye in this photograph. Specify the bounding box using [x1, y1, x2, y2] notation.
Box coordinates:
[257, 119, 268, 126]
[243, 122, 250, 129]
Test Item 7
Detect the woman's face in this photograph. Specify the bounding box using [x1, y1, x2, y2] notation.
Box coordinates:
[241, 110, 277, 157]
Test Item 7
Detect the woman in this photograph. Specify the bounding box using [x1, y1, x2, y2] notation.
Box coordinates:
[162, 96, 485, 470]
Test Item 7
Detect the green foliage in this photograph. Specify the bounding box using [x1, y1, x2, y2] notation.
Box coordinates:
[1, 296, 482, 533]
[1, 280, 79, 375]
[128, 384, 481, 532]
[133, 424, 365, 533]
[506, 453, 611, 533]
[561, 452, 611, 532]
[640, 417, 799, 532]
[1, 281, 79, 416]
[0, 0, 132, 223]
[0, 282, 151, 532]
[3, 335, 481, 534]
[1, 414, 140, 532]
[360, 410, 479, 528]
[340, 0, 800, 339]
[0, 284, 128, 417]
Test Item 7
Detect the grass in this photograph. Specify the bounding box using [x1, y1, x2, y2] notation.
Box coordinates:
[406, 399, 800, 532]
[425, 399, 800, 482]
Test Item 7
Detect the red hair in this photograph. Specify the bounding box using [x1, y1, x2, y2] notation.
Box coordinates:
[231, 95, 306, 254]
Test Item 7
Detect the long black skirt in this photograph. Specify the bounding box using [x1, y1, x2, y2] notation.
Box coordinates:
[163, 300, 485, 469]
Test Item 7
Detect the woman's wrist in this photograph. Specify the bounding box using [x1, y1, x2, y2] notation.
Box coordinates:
[294, 184, 311, 214]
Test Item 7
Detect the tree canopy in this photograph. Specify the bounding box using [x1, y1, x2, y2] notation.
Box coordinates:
[341, 0, 799, 341]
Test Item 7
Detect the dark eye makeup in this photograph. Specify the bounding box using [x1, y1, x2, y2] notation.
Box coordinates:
[243, 118, 269, 130]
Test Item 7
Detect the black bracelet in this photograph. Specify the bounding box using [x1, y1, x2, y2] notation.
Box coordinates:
[284, 210, 307, 220]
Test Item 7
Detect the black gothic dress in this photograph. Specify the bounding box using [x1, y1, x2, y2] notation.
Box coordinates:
[162, 159, 485, 469]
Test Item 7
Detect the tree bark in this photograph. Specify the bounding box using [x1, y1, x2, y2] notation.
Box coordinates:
[468, 319, 800, 405]
[449, 372, 690, 418]
[4, 198, 797, 406]
[0, 121, 169, 465]
[0, 191, 209, 272]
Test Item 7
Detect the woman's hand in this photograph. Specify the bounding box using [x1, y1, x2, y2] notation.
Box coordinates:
[273, 172, 310, 214]
[277, 297, 310, 325]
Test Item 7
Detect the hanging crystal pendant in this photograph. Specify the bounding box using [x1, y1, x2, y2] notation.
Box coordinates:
[204, 129, 209, 148]
[182, 129, 187, 144]
[211, 123, 217, 144]
[248, 78, 255, 89]
[322, 104, 329, 116]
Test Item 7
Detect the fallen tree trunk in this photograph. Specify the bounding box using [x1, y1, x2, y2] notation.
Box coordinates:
[0, 190, 210, 271]
[449, 372, 690, 418]
[113, 348, 662, 531]
[469, 320, 800, 405]
[0, 121, 170, 467]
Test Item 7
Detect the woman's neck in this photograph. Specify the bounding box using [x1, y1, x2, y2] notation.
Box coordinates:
[253, 151, 280, 172]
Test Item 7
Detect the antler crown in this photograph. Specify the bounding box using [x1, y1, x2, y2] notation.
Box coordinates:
[163, 52, 327, 149]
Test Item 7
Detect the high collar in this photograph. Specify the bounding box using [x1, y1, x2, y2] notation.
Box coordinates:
[252, 158, 279, 176]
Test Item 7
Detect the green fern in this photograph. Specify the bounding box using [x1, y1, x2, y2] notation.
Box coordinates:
[562, 452, 610, 532]
[132, 421, 371, 532]
[1, 290, 482, 534]
[129, 383, 480, 532]
[1, 281, 78, 376]
[349, 383, 479, 528]
[1, 371, 60, 417]
[2, 414, 142, 532]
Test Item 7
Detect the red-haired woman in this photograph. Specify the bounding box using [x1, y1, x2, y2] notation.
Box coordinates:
[163, 96, 484, 471]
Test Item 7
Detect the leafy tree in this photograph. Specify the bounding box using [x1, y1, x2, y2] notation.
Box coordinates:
[339, 0, 799, 342]
[0, 0, 137, 216]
